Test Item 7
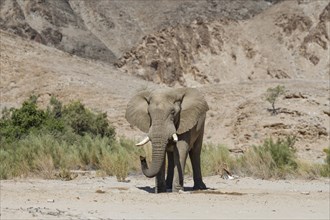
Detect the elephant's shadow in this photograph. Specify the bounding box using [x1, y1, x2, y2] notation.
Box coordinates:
[137, 186, 213, 193]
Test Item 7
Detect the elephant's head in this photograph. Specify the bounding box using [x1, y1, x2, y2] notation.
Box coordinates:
[125, 88, 208, 178]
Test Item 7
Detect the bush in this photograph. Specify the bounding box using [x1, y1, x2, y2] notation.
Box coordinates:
[239, 136, 297, 178]
[0, 96, 122, 180]
[0, 96, 46, 143]
[62, 101, 115, 139]
[265, 85, 285, 115]
[0, 96, 115, 146]
[264, 136, 297, 170]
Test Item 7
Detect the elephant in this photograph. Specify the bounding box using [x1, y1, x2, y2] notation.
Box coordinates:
[125, 87, 209, 193]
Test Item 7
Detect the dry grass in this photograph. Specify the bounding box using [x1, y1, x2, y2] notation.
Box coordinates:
[34, 154, 55, 179]
[1, 134, 328, 180]
[0, 134, 143, 181]
[198, 137, 328, 179]
[200, 144, 235, 176]
[237, 146, 275, 179]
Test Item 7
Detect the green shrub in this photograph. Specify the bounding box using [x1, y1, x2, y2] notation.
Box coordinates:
[263, 136, 297, 170]
[265, 85, 285, 115]
[0, 96, 115, 146]
[0, 96, 46, 143]
[62, 101, 115, 139]
[0, 96, 119, 179]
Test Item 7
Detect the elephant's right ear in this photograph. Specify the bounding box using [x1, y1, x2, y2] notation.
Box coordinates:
[125, 90, 151, 133]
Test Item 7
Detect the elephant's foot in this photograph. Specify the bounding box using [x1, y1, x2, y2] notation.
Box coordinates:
[172, 185, 184, 193]
[155, 186, 166, 193]
[155, 182, 166, 193]
[193, 181, 207, 190]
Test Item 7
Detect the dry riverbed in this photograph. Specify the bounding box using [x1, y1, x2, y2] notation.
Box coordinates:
[1, 173, 329, 219]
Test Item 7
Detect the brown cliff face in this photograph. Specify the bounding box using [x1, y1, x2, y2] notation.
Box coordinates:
[0, 0, 117, 62]
[116, 1, 329, 86]
[0, 0, 272, 63]
[0, 0, 329, 162]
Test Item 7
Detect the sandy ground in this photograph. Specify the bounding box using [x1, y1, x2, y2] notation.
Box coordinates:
[1, 174, 329, 220]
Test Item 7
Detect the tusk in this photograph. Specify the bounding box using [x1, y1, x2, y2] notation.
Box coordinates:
[136, 136, 150, 146]
[172, 133, 178, 142]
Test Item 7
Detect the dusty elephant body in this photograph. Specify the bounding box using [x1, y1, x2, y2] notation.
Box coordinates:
[125, 88, 209, 193]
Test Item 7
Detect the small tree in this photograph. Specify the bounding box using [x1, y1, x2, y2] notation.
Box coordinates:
[265, 85, 285, 115]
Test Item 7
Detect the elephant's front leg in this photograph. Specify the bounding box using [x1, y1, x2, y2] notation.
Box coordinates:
[166, 151, 174, 190]
[172, 141, 189, 192]
[155, 160, 166, 193]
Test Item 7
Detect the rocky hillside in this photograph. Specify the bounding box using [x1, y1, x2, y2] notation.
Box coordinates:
[1, 0, 273, 63]
[117, 0, 329, 86]
[0, 0, 116, 62]
[0, 0, 329, 162]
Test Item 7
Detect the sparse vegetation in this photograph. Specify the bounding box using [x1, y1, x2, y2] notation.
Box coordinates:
[320, 148, 330, 177]
[199, 136, 327, 179]
[1, 96, 328, 181]
[201, 144, 235, 176]
[238, 136, 298, 178]
[265, 85, 285, 115]
[0, 131, 142, 181]
[0, 95, 115, 146]
[0, 96, 141, 181]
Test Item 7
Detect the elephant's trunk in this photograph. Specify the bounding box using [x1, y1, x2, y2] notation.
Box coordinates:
[140, 137, 167, 178]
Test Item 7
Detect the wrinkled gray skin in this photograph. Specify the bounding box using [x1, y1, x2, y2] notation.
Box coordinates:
[125, 88, 208, 193]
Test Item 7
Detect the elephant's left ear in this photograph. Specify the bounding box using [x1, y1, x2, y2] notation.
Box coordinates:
[125, 90, 151, 133]
[176, 88, 209, 134]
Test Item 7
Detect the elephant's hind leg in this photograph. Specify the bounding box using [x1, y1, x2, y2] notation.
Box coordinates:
[189, 133, 207, 190]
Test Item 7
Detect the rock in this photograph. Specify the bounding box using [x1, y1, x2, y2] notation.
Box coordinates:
[95, 189, 106, 194]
